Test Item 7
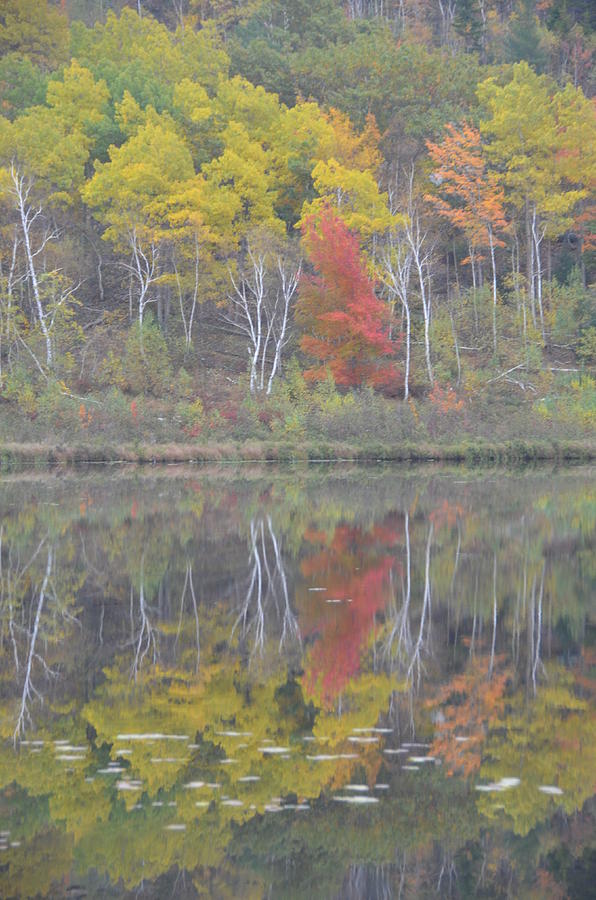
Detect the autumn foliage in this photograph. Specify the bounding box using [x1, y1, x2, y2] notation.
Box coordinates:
[426, 122, 508, 256]
[296, 208, 397, 388]
[297, 520, 401, 705]
[427, 656, 509, 777]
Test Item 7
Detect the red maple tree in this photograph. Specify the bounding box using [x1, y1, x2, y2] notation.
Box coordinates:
[296, 208, 397, 388]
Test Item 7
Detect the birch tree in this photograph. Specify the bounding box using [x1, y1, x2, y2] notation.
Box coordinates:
[226, 233, 301, 394]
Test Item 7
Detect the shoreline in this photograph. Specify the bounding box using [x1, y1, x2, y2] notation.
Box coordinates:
[1, 438, 594, 470]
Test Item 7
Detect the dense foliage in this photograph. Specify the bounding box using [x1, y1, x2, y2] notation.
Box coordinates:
[0, 0, 595, 443]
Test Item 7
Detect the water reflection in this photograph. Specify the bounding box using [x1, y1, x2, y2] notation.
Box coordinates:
[0, 465, 594, 898]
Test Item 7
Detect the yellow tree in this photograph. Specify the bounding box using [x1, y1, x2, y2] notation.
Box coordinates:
[478, 63, 589, 340]
[82, 114, 201, 333]
[0, 0, 68, 71]
[0, 62, 108, 366]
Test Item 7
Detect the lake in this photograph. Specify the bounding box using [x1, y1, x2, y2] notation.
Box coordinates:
[0, 464, 594, 898]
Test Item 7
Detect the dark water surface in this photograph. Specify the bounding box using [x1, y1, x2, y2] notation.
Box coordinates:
[0, 463, 594, 899]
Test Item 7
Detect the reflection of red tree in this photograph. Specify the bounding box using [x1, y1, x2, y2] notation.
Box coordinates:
[298, 520, 401, 706]
[429, 500, 464, 530]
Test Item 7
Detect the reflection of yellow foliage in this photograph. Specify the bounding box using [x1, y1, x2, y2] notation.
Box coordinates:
[476, 666, 596, 836]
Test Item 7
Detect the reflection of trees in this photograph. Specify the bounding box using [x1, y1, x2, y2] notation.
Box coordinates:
[13, 547, 55, 743]
[233, 516, 300, 659]
[0, 532, 79, 742]
[297, 521, 397, 706]
[382, 517, 433, 687]
[127, 556, 159, 681]
[0, 469, 593, 897]
[176, 562, 200, 673]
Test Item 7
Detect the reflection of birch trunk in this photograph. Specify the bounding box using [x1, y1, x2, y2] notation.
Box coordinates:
[267, 517, 300, 651]
[232, 517, 299, 658]
[531, 562, 546, 694]
[437, 848, 457, 895]
[344, 864, 393, 900]
[407, 524, 433, 683]
[488, 552, 498, 679]
[14, 548, 53, 744]
[383, 511, 412, 667]
[129, 555, 158, 681]
[383, 518, 433, 687]
[175, 562, 201, 673]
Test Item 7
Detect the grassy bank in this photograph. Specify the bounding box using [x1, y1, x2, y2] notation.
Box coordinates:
[1, 438, 595, 471]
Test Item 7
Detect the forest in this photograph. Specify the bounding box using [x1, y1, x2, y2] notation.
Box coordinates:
[0, 0, 595, 458]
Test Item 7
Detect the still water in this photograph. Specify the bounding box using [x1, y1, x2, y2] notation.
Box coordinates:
[0, 464, 594, 899]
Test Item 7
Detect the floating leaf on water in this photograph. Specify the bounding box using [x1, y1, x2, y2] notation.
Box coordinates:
[307, 754, 358, 761]
[215, 731, 253, 738]
[117, 733, 189, 741]
[117, 781, 142, 791]
[258, 747, 290, 754]
[352, 727, 393, 734]
[151, 758, 187, 764]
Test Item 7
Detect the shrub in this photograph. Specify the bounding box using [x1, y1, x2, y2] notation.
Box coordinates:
[578, 327, 596, 365]
[123, 316, 173, 396]
[1, 367, 38, 417]
[176, 397, 204, 437]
